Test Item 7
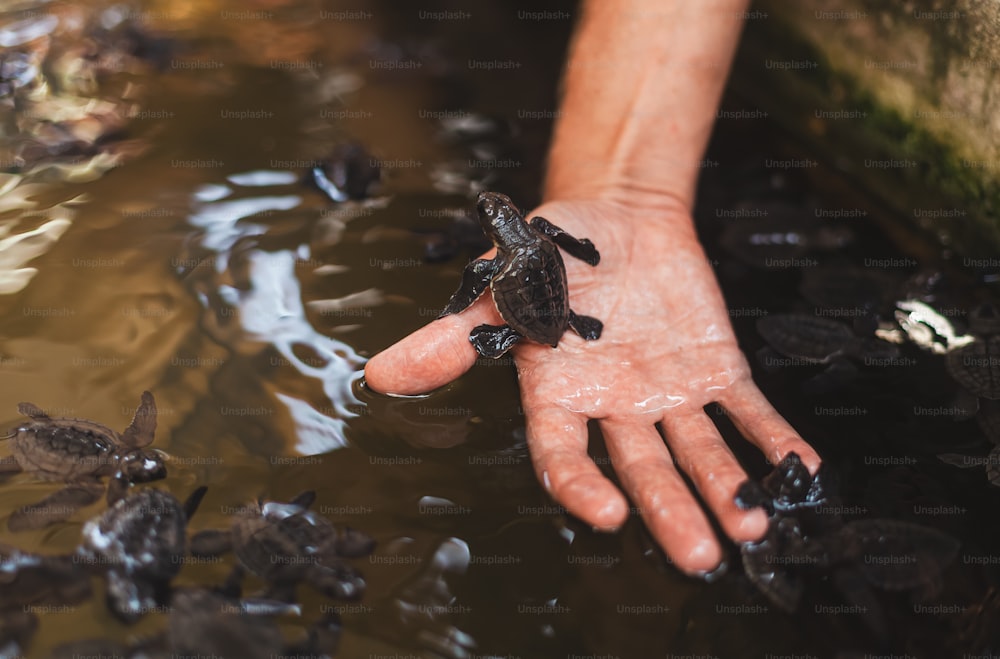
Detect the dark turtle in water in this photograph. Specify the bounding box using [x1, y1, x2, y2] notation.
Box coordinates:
[798, 263, 899, 334]
[76, 486, 207, 623]
[736, 454, 960, 640]
[0, 391, 166, 530]
[165, 588, 341, 659]
[946, 304, 1000, 401]
[49, 588, 338, 659]
[439, 191, 603, 358]
[307, 141, 381, 202]
[737, 455, 961, 634]
[190, 491, 374, 602]
[0, 543, 93, 611]
[756, 313, 899, 392]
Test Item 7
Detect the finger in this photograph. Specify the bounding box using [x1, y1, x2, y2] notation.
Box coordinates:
[364, 297, 503, 395]
[718, 379, 822, 473]
[601, 420, 722, 575]
[525, 405, 628, 530]
[660, 411, 768, 543]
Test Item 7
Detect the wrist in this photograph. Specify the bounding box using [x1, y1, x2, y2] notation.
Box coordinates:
[543, 168, 697, 217]
[532, 190, 702, 248]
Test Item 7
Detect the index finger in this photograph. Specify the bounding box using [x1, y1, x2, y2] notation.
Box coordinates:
[364, 297, 502, 395]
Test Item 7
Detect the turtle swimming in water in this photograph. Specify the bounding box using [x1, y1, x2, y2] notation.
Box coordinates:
[755, 313, 900, 393]
[0, 391, 166, 530]
[189, 491, 373, 603]
[439, 191, 603, 358]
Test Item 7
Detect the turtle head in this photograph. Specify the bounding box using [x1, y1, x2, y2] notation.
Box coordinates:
[476, 191, 523, 242]
[116, 448, 167, 484]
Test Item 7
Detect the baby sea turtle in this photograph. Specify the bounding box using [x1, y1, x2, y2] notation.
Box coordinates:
[0, 391, 166, 530]
[756, 314, 899, 393]
[166, 588, 340, 659]
[736, 454, 960, 640]
[307, 141, 381, 203]
[439, 191, 603, 358]
[0, 543, 93, 610]
[798, 263, 898, 332]
[946, 304, 1000, 401]
[190, 491, 374, 602]
[76, 486, 207, 623]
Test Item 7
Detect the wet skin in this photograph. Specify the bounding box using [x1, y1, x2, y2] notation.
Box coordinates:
[366, 197, 821, 574]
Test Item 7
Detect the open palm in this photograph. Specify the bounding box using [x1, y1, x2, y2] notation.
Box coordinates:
[365, 197, 820, 574]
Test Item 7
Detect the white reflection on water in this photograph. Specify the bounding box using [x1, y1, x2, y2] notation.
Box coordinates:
[188, 175, 366, 454]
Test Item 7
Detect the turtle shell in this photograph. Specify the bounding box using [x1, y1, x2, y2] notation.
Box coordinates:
[490, 241, 569, 347]
[840, 519, 960, 591]
[11, 419, 117, 480]
[79, 488, 187, 581]
[947, 336, 1000, 399]
[232, 501, 339, 580]
[756, 314, 856, 363]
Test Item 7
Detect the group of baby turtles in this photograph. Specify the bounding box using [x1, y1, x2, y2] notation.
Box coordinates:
[734, 454, 960, 642]
[0, 392, 374, 657]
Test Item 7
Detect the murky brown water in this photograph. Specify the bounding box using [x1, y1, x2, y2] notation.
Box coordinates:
[1, 1, 999, 657]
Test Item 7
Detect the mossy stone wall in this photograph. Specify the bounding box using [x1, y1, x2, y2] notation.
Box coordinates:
[732, 0, 1000, 256]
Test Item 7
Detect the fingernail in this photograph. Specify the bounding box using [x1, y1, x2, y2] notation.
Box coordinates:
[692, 559, 728, 583]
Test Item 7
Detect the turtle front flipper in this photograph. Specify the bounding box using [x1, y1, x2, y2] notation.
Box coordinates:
[16, 402, 50, 421]
[121, 391, 157, 448]
[568, 311, 602, 340]
[439, 257, 501, 317]
[469, 324, 522, 357]
[529, 217, 600, 266]
[7, 482, 104, 531]
[182, 486, 209, 521]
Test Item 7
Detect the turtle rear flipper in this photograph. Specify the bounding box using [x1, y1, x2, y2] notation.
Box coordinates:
[470, 324, 521, 357]
[8, 482, 104, 531]
[568, 310, 602, 340]
[189, 529, 233, 557]
[439, 257, 501, 317]
[121, 391, 157, 448]
[529, 217, 600, 266]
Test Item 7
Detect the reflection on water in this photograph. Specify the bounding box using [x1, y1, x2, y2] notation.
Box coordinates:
[184, 171, 365, 454]
[0, 0, 998, 657]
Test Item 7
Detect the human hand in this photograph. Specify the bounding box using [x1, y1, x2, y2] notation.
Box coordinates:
[364, 195, 821, 575]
